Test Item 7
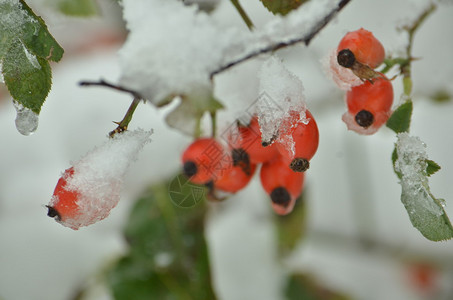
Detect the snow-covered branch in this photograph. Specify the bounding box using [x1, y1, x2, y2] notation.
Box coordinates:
[211, 0, 351, 78]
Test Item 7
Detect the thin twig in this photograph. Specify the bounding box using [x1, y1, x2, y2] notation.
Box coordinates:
[79, 79, 143, 100]
[79, 79, 144, 137]
[400, 3, 436, 96]
[210, 0, 351, 79]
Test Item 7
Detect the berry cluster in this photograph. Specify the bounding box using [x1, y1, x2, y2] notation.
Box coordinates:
[181, 111, 319, 215]
[332, 28, 394, 135]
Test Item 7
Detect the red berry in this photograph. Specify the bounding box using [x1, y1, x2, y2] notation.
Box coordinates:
[337, 28, 385, 69]
[181, 138, 227, 184]
[227, 116, 279, 164]
[260, 157, 305, 215]
[276, 110, 319, 172]
[214, 162, 257, 193]
[342, 76, 393, 134]
[47, 167, 81, 225]
[407, 263, 438, 293]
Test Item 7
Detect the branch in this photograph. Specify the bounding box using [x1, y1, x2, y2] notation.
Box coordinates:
[79, 79, 143, 100]
[79, 79, 144, 137]
[210, 0, 351, 78]
[400, 3, 436, 96]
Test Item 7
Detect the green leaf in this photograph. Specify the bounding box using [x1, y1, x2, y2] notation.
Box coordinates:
[2, 42, 51, 114]
[17, 0, 64, 62]
[400, 181, 453, 241]
[391, 147, 403, 180]
[0, 0, 64, 116]
[56, 0, 98, 17]
[393, 148, 441, 179]
[107, 180, 215, 299]
[260, 0, 307, 16]
[275, 194, 307, 256]
[426, 159, 441, 177]
[394, 133, 453, 241]
[386, 100, 413, 133]
[285, 273, 350, 300]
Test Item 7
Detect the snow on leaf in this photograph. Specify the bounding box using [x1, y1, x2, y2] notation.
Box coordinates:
[18, 0, 64, 62]
[3, 41, 51, 114]
[394, 132, 453, 241]
[0, 0, 63, 122]
[49, 129, 152, 230]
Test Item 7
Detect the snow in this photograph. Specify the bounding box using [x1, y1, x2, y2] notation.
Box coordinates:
[22, 43, 41, 69]
[395, 132, 443, 216]
[118, 0, 245, 104]
[118, 0, 345, 105]
[257, 56, 307, 148]
[1, 0, 453, 300]
[13, 100, 39, 135]
[48, 129, 152, 230]
[0, 0, 35, 36]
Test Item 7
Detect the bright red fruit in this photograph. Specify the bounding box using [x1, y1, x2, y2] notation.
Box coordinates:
[182, 138, 227, 184]
[214, 162, 257, 193]
[228, 116, 279, 164]
[337, 28, 385, 69]
[342, 76, 393, 135]
[47, 167, 80, 224]
[276, 110, 319, 172]
[260, 157, 305, 215]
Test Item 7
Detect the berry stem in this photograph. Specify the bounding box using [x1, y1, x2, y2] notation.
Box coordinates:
[230, 0, 254, 30]
[210, 111, 217, 138]
[400, 3, 436, 97]
[194, 114, 203, 139]
[109, 97, 141, 138]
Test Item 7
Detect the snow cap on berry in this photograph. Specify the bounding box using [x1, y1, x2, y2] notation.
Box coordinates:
[258, 56, 308, 155]
[47, 129, 152, 230]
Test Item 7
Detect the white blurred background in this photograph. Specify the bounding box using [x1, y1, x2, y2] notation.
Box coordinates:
[0, 0, 452, 299]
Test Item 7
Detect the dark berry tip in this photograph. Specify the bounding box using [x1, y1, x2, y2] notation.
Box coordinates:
[270, 187, 291, 207]
[232, 148, 252, 175]
[290, 158, 310, 172]
[337, 49, 356, 68]
[355, 110, 374, 128]
[46, 206, 61, 221]
[232, 148, 248, 165]
[183, 161, 198, 178]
